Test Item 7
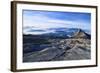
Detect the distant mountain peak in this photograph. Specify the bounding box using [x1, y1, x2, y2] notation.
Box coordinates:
[72, 29, 91, 39]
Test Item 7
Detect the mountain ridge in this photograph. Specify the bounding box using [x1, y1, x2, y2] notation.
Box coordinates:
[23, 28, 91, 39]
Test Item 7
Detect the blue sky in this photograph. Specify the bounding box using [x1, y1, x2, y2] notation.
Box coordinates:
[23, 10, 91, 34]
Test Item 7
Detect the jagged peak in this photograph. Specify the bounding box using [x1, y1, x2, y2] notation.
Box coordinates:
[72, 28, 90, 39]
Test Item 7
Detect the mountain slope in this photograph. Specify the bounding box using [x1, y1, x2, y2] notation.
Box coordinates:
[72, 29, 91, 39]
[23, 28, 91, 62]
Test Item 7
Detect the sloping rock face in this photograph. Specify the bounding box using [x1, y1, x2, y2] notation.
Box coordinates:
[23, 38, 91, 62]
[72, 29, 91, 39]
